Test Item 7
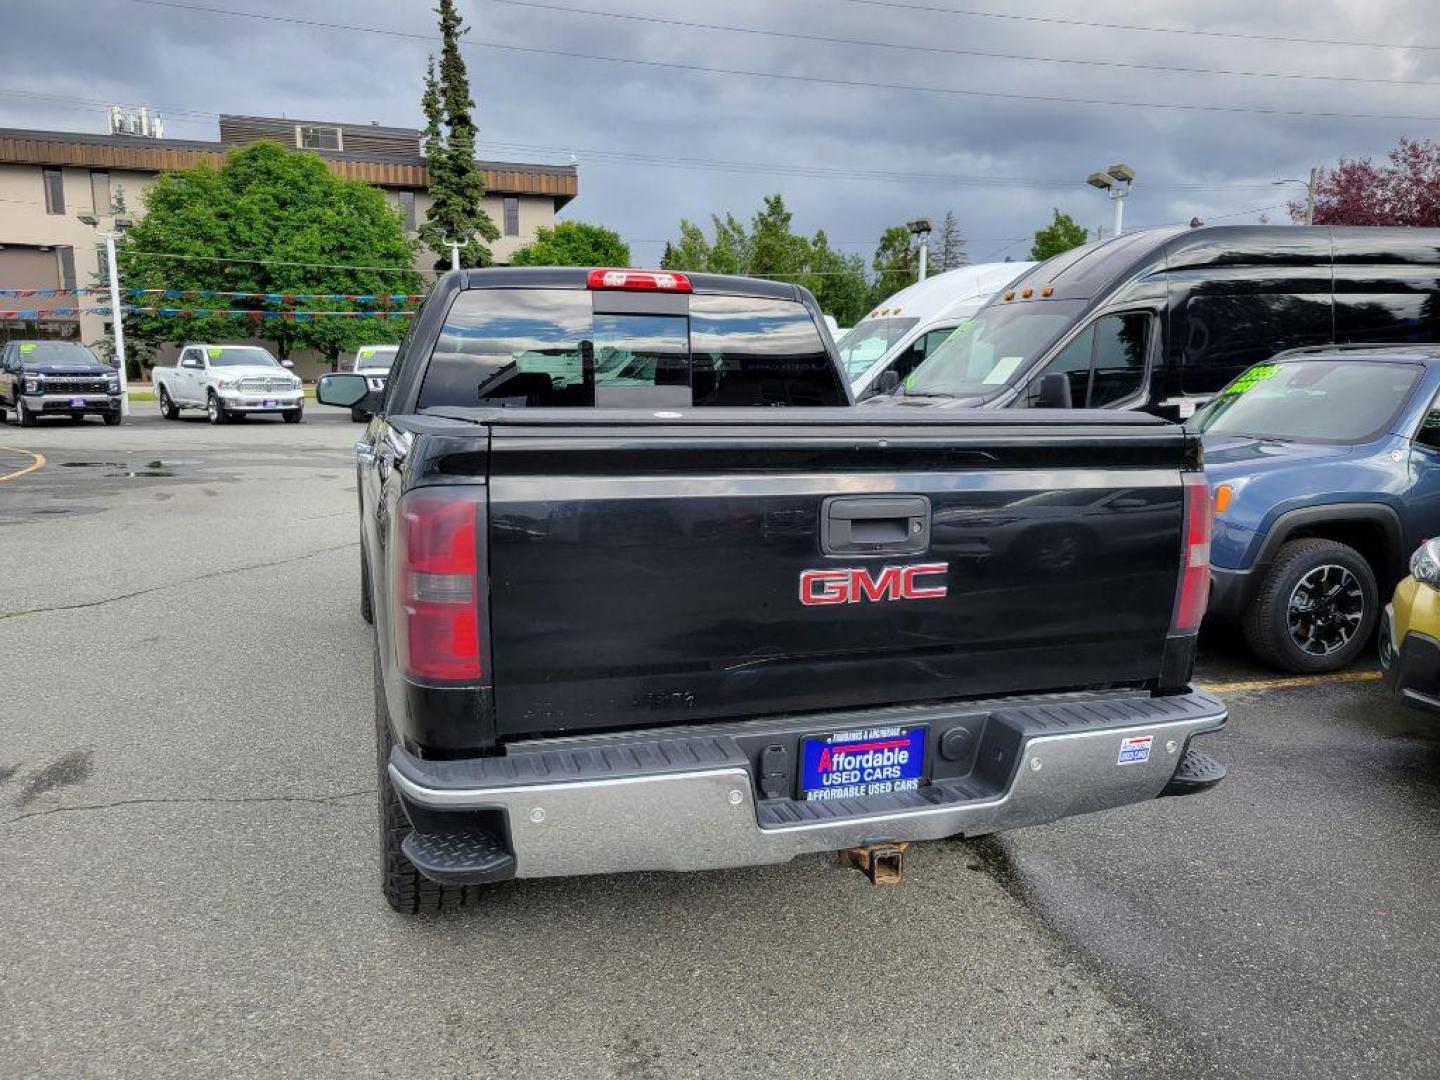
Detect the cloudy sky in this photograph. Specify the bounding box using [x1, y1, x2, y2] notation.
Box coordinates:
[6, 0, 1440, 265]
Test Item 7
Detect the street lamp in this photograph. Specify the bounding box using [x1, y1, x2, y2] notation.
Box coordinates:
[78, 211, 131, 416]
[1273, 169, 1319, 226]
[907, 218, 933, 281]
[1087, 164, 1135, 237]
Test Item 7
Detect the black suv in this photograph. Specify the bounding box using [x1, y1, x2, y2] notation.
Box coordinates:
[0, 341, 122, 426]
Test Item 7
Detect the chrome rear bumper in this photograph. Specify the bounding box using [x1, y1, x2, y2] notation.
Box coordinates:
[390, 689, 1227, 880]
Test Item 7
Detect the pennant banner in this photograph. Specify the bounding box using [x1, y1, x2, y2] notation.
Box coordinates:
[0, 287, 425, 304]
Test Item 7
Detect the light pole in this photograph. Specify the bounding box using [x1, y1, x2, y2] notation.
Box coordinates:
[1087, 164, 1135, 237]
[907, 218, 933, 281]
[1273, 169, 1319, 225]
[448, 240, 461, 273]
[79, 212, 132, 416]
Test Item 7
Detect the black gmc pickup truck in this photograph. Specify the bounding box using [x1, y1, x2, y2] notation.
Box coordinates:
[317, 267, 1227, 914]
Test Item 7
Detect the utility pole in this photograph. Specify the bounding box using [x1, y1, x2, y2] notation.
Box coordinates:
[102, 231, 129, 417]
[1305, 167, 1319, 226]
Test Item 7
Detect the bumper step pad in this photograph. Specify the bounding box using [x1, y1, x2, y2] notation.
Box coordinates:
[401, 830, 516, 885]
[1160, 748, 1227, 797]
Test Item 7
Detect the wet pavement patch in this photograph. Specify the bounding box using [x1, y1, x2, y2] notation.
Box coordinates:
[15, 749, 94, 806]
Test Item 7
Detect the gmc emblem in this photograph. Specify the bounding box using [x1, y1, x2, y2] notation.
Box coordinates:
[799, 563, 949, 606]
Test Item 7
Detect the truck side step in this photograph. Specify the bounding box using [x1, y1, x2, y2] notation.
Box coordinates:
[402, 830, 517, 885]
[1160, 748, 1226, 797]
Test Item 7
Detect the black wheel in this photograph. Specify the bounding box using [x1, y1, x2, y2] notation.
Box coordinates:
[350, 407, 367, 423]
[17, 397, 35, 427]
[158, 387, 179, 420]
[360, 546, 374, 625]
[103, 411, 122, 426]
[374, 647, 482, 914]
[283, 408, 303, 424]
[1243, 538, 1378, 673]
[206, 392, 226, 425]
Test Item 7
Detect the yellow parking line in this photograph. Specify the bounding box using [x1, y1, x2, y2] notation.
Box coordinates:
[0, 444, 44, 482]
[1198, 670, 1383, 694]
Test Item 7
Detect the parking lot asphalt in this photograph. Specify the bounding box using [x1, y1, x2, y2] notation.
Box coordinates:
[2, 411, 1437, 1079]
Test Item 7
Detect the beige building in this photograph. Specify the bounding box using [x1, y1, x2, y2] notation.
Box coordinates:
[0, 114, 579, 359]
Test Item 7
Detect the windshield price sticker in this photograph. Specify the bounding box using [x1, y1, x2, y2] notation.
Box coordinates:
[1226, 363, 1280, 396]
[801, 725, 926, 801]
[19, 343, 36, 353]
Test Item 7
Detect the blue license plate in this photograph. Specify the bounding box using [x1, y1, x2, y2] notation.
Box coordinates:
[262, 399, 278, 408]
[800, 725, 926, 802]
[69, 397, 85, 408]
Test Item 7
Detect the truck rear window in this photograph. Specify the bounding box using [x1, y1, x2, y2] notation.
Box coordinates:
[416, 288, 846, 409]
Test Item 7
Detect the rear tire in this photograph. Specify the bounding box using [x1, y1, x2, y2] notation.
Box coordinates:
[360, 546, 374, 625]
[158, 387, 179, 420]
[374, 647, 482, 914]
[1242, 538, 1378, 674]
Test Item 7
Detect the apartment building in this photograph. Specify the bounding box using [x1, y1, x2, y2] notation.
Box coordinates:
[0, 113, 579, 348]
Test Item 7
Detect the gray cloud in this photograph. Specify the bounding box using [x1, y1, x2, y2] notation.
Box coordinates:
[5, 0, 1437, 264]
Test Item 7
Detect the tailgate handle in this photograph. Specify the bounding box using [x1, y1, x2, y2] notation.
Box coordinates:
[821, 495, 931, 556]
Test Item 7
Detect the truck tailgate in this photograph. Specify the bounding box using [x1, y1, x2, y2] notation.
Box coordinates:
[480, 409, 1191, 737]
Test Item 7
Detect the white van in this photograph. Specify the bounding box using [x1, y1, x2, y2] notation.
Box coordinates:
[840, 261, 1035, 399]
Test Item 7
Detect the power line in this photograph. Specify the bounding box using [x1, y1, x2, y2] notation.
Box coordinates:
[820, 0, 1440, 52]
[116, 0, 1440, 122]
[487, 0, 1440, 89]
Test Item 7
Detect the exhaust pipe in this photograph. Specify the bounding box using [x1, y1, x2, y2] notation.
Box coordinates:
[839, 842, 910, 885]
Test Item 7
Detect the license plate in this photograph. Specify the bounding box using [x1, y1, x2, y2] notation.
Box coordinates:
[69, 397, 85, 408]
[800, 725, 926, 802]
[262, 399, 278, 408]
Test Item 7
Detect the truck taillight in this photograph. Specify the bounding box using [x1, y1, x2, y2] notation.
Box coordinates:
[1172, 473, 1212, 635]
[394, 490, 480, 682]
[586, 268, 692, 292]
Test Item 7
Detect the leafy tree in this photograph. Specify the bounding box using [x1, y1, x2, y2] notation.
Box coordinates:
[871, 225, 919, 303]
[1030, 208, 1088, 261]
[509, 220, 630, 266]
[662, 220, 712, 271]
[803, 231, 870, 327]
[1302, 138, 1440, 226]
[708, 213, 751, 276]
[417, 0, 499, 270]
[748, 194, 809, 279]
[116, 141, 422, 369]
[937, 210, 967, 271]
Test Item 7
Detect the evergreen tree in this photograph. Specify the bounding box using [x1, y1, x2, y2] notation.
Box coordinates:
[417, 0, 499, 271]
[937, 210, 967, 271]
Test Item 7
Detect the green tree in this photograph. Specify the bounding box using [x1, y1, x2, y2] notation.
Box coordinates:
[802, 231, 870, 327]
[937, 210, 966, 271]
[116, 141, 422, 369]
[509, 221, 630, 267]
[748, 194, 809, 280]
[1030, 208, 1089, 261]
[663, 220, 713, 272]
[417, 0, 499, 271]
[870, 225, 918, 303]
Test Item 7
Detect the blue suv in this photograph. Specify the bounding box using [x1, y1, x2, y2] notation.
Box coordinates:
[1193, 345, 1440, 673]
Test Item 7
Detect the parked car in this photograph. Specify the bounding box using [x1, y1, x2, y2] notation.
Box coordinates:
[1380, 539, 1440, 714]
[840, 261, 1036, 399]
[883, 225, 1440, 418]
[347, 344, 399, 422]
[0, 340, 122, 426]
[150, 344, 304, 424]
[1194, 345, 1440, 673]
[313, 265, 1226, 914]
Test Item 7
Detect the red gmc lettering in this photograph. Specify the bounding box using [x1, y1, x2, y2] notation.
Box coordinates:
[799, 563, 949, 606]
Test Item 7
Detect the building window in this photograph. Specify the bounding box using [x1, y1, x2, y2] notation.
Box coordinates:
[57, 247, 76, 292]
[397, 190, 416, 232]
[298, 125, 341, 151]
[42, 167, 64, 214]
[90, 170, 111, 215]
[503, 196, 520, 237]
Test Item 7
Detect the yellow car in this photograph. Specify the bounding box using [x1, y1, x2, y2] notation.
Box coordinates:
[1380, 539, 1440, 712]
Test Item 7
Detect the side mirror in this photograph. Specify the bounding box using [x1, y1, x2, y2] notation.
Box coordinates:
[281, 359, 295, 369]
[875, 370, 901, 396]
[316, 372, 370, 408]
[1034, 373, 1073, 409]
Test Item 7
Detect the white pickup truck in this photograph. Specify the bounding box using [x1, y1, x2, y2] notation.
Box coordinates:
[151, 344, 304, 424]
